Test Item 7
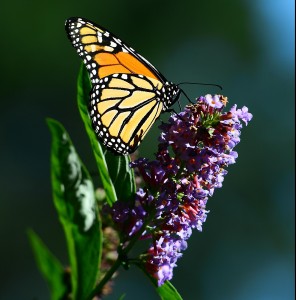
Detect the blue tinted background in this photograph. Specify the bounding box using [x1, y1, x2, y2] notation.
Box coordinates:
[0, 0, 294, 299]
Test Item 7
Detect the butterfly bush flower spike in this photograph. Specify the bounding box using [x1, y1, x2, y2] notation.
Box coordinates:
[108, 94, 252, 286]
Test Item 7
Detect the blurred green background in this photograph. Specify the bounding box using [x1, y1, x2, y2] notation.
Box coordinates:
[0, 0, 294, 299]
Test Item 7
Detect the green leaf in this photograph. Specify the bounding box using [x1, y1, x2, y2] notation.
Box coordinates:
[137, 265, 183, 300]
[105, 152, 136, 201]
[27, 229, 69, 300]
[156, 281, 183, 300]
[77, 63, 117, 206]
[47, 118, 102, 300]
[118, 293, 126, 300]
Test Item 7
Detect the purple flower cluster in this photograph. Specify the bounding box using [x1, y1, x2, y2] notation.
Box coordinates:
[108, 94, 252, 286]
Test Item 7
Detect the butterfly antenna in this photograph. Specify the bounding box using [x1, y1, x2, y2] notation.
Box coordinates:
[177, 82, 223, 90]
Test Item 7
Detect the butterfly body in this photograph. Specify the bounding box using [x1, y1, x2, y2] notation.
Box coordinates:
[65, 17, 180, 154]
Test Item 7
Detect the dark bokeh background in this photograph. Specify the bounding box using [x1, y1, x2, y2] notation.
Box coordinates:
[0, 0, 294, 299]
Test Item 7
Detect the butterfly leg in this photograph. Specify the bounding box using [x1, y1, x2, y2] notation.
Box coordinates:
[180, 89, 195, 104]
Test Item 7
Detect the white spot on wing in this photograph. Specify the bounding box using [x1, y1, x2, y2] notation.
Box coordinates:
[110, 41, 117, 47]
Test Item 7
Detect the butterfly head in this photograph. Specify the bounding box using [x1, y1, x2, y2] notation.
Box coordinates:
[161, 82, 181, 110]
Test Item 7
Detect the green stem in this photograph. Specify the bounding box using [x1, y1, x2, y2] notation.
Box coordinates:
[86, 257, 121, 300]
[86, 209, 156, 299]
[123, 208, 155, 254]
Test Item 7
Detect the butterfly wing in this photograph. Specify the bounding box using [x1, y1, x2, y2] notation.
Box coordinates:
[65, 17, 167, 84]
[65, 17, 180, 154]
[90, 73, 164, 154]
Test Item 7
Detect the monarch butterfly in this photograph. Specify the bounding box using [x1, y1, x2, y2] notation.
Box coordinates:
[65, 17, 181, 155]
